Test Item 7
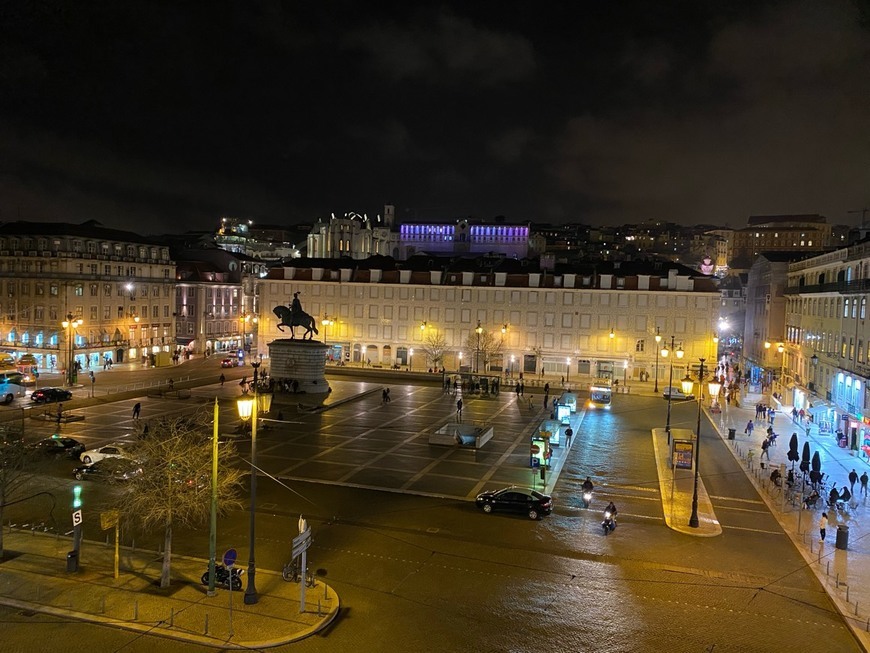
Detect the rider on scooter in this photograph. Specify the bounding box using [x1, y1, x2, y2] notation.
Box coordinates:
[582, 477, 594, 493]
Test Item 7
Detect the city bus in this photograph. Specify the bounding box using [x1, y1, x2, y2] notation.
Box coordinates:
[587, 378, 613, 410]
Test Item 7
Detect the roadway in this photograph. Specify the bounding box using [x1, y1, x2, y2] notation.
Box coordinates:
[0, 363, 862, 652]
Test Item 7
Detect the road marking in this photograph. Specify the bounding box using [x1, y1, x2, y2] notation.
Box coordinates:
[721, 524, 785, 535]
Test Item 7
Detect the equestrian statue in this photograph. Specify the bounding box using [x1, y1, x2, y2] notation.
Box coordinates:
[273, 292, 319, 340]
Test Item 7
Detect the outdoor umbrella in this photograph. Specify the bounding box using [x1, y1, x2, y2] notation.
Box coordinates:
[799, 441, 811, 477]
[809, 450, 822, 488]
[787, 433, 800, 470]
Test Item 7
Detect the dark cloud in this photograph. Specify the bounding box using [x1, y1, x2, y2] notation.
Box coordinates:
[0, 0, 867, 233]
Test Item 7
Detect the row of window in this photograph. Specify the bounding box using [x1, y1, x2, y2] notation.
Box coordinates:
[0, 238, 169, 260]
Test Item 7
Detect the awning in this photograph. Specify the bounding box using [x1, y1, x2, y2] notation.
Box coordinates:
[175, 337, 194, 345]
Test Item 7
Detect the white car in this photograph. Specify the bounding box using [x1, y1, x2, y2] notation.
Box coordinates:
[662, 386, 694, 401]
[79, 443, 131, 465]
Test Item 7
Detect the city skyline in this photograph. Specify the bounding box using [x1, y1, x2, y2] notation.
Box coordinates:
[1, 1, 868, 235]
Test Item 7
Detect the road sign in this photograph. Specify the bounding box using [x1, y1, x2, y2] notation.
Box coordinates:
[291, 528, 312, 559]
[223, 548, 237, 568]
[72, 509, 82, 527]
[100, 510, 119, 530]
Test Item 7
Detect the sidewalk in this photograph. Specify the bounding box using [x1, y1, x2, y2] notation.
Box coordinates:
[708, 393, 870, 649]
[0, 529, 339, 648]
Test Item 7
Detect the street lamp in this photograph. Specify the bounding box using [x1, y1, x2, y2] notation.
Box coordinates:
[321, 316, 334, 345]
[240, 312, 257, 358]
[687, 358, 707, 528]
[420, 321, 428, 332]
[566, 357, 571, 383]
[811, 354, 819, 393]
[236, 360, 271, 605]
[777, 342, 785, 395]
[654, 329, 662, 393]
[475, 321, 483, 374]
[207, 397, 220, 596]
[458, 351, 463, 370]
[709, 377, 722, 413]
[61, 313, 83, 386]
[409, 348, 414, 371]
[661, 336, 685, 444]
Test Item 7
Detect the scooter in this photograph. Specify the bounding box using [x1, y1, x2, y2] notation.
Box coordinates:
[201, 564, 244, 591]
[582, 491, 592, 509]
[602, 510, 616, 535]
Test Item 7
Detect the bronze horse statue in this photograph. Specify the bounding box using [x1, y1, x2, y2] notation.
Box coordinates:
[273, 305, 319, 340]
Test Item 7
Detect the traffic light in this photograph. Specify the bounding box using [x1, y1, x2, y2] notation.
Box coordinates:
[72, 485, 82, 509]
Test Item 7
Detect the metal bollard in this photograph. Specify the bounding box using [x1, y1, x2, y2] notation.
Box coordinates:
[827, 561, 830, 575]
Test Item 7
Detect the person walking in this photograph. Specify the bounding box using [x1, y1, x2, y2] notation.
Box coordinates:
[385, 388, 391, 403]
[168, 378, 174, 391]
[565, 426, 573, 447]
[819, 512, 828, 542]
[515, 382, 521, 397]
[220, 373, 225, 386]
[132, 402, 141, 420]
[761, 437, 770, 460]
[456, 398, 463, 423]
[56, 403, 64, 429]
[860, 471, 869, 497]
[745, 420, 754, 436]
[382, 388, 388, 404]
[849, 469, 858, 494]
[520, 381, 524, 397]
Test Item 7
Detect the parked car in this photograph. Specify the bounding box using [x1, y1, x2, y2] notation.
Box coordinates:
[74, 458, 142, 482]
[662, 386, 694, 400]
[221, 357, 239, 368]
[79, 442, 132, 465]
[30, 387, 73, 403]
[28, 435, 86, 459]
[475, 486, 553, 520]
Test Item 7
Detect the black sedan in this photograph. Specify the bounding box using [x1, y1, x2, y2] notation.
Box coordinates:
[73, 458, 142, 482]
[30, 387, 73, 403]
[29, 436, 86, 459]
[475, 486, 553, 520]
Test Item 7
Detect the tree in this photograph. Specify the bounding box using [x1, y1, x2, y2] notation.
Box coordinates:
[420, 331, 448, 368]
[463, 328, 504, 372]
[113, 410, 244, 588]
[0, 434, 34, 558]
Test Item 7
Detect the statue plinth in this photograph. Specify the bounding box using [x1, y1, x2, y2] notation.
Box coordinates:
[268, 339, 329, 394]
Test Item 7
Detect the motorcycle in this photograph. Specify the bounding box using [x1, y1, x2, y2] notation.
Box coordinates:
[201, 564, 244, 591]
[581, 491, 592, 509]
[602, 510, 616, 535]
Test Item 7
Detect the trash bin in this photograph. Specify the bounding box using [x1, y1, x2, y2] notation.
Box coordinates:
[728, 428, 736, 440]
[836, 525, 849, 550]
[66, 550, 79, 572]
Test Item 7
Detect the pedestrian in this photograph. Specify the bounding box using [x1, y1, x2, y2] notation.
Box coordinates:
[819, 512, 828, 542]
[520, 381, 524, 396]
[745, 419, 754, 436]
[799, 408, 805, 422]
[456, 398, 463, 423]
[56, 403, 63, 428]
[791, 407, 798, 422]
[515, 382, 521, 396]
[386, 388, 391, 403]
[168, 378, 174, 390]
[219, 373, 226, 386]
[544, 382, 550, 394]
[382, 388, 388, 404]
[849, 469, 858, 494]
[132, 402, 141, 420]
[860, 471, 868, 496]
[565, 426, 573, 446]
[543, 393, 549, 409]
[761, 437, 770, 460]
[768, 409, 775, 426]
[755, 403, 762, 419]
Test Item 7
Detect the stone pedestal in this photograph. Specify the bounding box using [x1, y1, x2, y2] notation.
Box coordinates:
[267, 339, 330, 395]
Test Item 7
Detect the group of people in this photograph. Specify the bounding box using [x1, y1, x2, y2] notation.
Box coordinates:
[753, 403, 777, 425]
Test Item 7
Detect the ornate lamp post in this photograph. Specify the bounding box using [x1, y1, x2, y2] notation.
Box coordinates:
[61, 313, 83, 386]
[687, 358, 707, 528]
[236, 360, 272, 605]
[661, 336, 685, 445]
[475, 321, 483, 374]
[566, 357, 571, 384]
[409, 348, 414, 372]
[654, 329, 662, 393]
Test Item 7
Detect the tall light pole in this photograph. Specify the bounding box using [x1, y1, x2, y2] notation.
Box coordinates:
[777, 342, 785, 396]
[236, 361, 265, 605]
[61, 313, 82, 386]
[475, 321, 483, 374]
[661, 336, 685, 445]
[654, 329, 662, 393]
[409, 348, 414, 371]
[688, 358, 706, 528]
[321, 316, 334, 345]
[566, 357, 571, 383]
[207, 397, 220, 596]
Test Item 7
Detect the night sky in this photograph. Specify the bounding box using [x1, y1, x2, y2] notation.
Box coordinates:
[1, 1, 869, 234]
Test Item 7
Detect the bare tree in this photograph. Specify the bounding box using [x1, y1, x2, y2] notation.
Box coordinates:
[463, 329, 504, 372]
[113, 410, 244, 588]
[0, 427, 39, 558]
[420, 331, 448, 368]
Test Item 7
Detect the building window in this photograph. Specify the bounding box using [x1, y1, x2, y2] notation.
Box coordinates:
[635, 339, 645, 353]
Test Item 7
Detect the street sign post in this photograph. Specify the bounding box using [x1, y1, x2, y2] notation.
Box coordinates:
[296, 516, 312, 613]
[223, 548, 237, 637]
[223, 548, 237, 568]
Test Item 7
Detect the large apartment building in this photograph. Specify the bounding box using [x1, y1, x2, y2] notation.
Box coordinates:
[256, 255, 720, 384]
[0, 221, 175, 374]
